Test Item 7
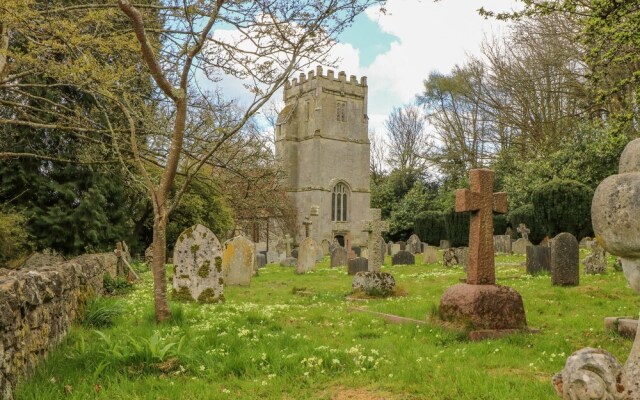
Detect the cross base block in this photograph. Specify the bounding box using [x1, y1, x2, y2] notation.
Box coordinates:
[438, 283, 527, 330]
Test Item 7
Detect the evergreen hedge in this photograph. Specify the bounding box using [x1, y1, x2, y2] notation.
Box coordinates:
[508, 204, 545, 244]
[531, 179, 594, 240]
[414, 211, 447, 246]
[444, 210, 470, 247]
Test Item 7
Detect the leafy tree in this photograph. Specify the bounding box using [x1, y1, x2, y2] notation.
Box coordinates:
[0, 211, 31, 266]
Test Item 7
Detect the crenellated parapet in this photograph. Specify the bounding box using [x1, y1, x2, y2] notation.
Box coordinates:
[283, 66, 367, 102]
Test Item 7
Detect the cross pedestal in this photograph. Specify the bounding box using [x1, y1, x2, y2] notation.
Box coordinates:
[517, 223, 530, 241]
[362, 208, 389, 272]
[438, 169, 527, 335]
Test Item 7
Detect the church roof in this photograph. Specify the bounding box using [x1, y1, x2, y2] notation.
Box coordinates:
[277, 103, 295, 125]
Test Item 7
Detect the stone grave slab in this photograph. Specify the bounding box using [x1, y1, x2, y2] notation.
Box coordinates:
[512, 238, 532, 255]
[331, 247, 348, 268]
[406, 234, 421, 254]
[424, 246, 439, 264]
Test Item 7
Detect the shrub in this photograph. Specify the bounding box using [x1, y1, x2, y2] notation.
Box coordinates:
[493, 214, 509, 236]
[103, 273, 133, 295]
[444, 210, 470, 247]
[414, 211, 447, 245]
[531, 179, 594, 239]
[0, 211, 32, 266]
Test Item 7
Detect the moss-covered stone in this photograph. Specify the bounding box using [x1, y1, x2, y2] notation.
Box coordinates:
[190, 244, 200, 254]
[215, 256, 222, 272]
[197, 260, 211, 278]
[197, 288, 223, 304]
[172, 285, 194, 302]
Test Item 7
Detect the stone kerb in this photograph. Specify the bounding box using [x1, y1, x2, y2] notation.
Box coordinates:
[0, 253, 117, 399]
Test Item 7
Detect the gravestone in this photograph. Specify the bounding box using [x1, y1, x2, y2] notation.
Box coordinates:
[222, 236, 255, 286]
[316, 245, 324, 261]
[331, 246, 348, 268]
[494, 235, 512, 253]
[345, 233, 357, 260]
[455, 247, 469, 267]
[423, 246, 439, 264]
[321, 239, 331, 256]
[283, 234, 294, 257]
[387, 241, 393, 256]
[406, 234, 422, 254]
[362, 208, 390, 272]
[348, 257, 369, 275]
[579, 236, 593, 249]
[443, 248, 458, 267]
[144, 245, 154, 264]
[295, 237, 318, 274]
[512, 238, 532, 255]
[256, 253, 267, 270]
[255, 242, 267, 253]
[526, 245, 551, 275]
[439, 168, 527, 331]
[583, 241, 607, 275]
[302, 216, 312, 238]
[392, 250, 415, 266]
[396, 241, 406, 251]
[517, 223, 530, 241]
[391, 244, 401, 256]
[551, 232, 579, 286]
[439, 240, 451, 249]
[280, 257, 296, 267]
[380, 238, 387, 262]
[172, 224, 224, 303]
[361, 248, 369, 259]
[352, 271, 396, 297]
[266, 250, 278, 264]
[291, 248, 298, 259]
[351, 246, 362, 257]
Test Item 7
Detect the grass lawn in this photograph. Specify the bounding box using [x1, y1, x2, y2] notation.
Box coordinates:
[15, 250, 639, 399]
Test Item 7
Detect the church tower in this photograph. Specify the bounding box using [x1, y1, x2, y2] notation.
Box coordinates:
[275, 67, 371, 247]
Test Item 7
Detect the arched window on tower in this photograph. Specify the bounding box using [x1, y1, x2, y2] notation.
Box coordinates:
[331, 183, 348, 222]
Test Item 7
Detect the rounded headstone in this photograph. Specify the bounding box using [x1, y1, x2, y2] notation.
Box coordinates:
[391, 250, 415, 266]
[551, 232, 579, 286]
[221, 236, 255, 286]
[296, 237, 318, 274]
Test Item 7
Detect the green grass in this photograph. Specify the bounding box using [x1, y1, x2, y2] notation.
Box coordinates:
[15, 250, 638, 399]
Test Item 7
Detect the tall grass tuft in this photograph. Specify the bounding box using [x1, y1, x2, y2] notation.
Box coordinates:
[82, 297, 124, 328]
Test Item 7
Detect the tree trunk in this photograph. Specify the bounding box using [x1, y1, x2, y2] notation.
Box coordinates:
[151, 208, 171, 322]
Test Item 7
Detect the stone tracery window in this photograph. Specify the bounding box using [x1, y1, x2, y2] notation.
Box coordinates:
[331, 183, 348, 221]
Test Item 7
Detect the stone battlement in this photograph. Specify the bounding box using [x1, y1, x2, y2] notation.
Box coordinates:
[284, 66, 367, 91]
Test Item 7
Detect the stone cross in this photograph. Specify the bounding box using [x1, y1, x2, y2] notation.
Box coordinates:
[302, 216, 312, 238]
[362, 208, 389, 272]
[517, 223, 530, 241]
[283, 234, 293, 257]
[455, 168, 507, 285]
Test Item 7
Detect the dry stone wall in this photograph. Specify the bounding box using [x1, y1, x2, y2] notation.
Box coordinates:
[0, 253, 116, 400]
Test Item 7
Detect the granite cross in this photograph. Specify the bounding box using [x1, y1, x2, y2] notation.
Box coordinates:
[362, 208, 389, 272]
[455, 168, 507, 285]
[302, 216, 312, 238]
[283, 234, 293, 257]
[517, 223, 530, 241]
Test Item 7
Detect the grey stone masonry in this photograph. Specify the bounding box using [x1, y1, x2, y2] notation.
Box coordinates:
[361, 208, 389, 272]
[526, 245, 551, 275]
[392, 250, 415, 266]
[348, 257, 369, 275]
[0, 253, 116, 400]
[551, 232, 579, 286]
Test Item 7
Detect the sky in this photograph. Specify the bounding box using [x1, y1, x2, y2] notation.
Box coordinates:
[329, 0, 521, 134]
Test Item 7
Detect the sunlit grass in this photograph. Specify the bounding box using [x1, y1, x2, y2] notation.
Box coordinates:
[15, 250, 637, 399]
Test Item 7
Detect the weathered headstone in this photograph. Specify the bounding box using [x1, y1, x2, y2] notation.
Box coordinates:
[443, 248, 458, 267]
[283, 234, 294, 257]
[391, 243, 401, 256]
[517, 223, 530, 241]
[330, 246, 348, 268]
[579, 236, 593, 249]
[396, 241, 406, 251]
[526, 245, 551, 275]
[280, 257, 296, 267]
[423, 246, 439, 264]
[438, 168, 527, 331]
[256, 253, 267, 270]
[494, 235, 512, 253]
[583, 241, 607, 275]
[266, 250, 278, 264]
[172, 224, 224, 303]
[387, 241, 393, 256]
[439, 240, 451, 249]
[316, 245, 324, 261]
[351, 246, 362, 257]
[348, 257, 369, 275]
[361, 208, 390, 272]
[455, 247, 469, 267]
[321, 239, 331, 255]
[295, 237, 318, 274]
[392, 250, 415, 266]
[291, 248, 298, 259]
[221, 236, 255, 286]
[406, 234, 422, 254]
[512, 238, 532, 255]
[551, 232, 579, 286]
[352, 271, 396, 296]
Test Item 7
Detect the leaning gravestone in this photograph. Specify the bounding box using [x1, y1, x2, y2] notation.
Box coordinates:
[172, 224, 224, 303]
[348, 257, 369, 275]
[583, 241, 607, 275]
[406, 234, 422, 254]
[331, 246, 348, 268]
[551, 232, 579, 286]
[222, 236, 255, 286]
[512, 238, 532, 255]
[526, 245, 551, 275]
[296, 237, 318, 274]
[494, 235, 512, 253]
[455, 247, 469, 268]
[392, 250, 415, 266]
[423, 246, 439, 264]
